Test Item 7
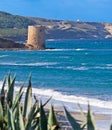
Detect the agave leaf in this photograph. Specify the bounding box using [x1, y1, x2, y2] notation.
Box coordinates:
[23, 74, 32, 123]
[77, 104, 87, 129]
[42, 96, 52, 107]
[25, 100, 39, 130]
[77, 104, 86, 119]
[48, 105, 59, 130]
[7, 107, 15, 130]
[0, 76, 6, 107]
[38, 103, 47, 130]
[7, 74, 16, 108]
[13, 85, 24, 111]
[8, 73, 12, 89]
[0, 101, 3, 128]
[87, 104, 96, 130]
[1, 76, 6, 94]
[64, 106, 82, 130]
[81, 120, 87, 129]
[15, 103, 25, 130]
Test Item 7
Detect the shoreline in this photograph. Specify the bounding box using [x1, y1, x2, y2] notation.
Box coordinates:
[45, 104, 111, 130]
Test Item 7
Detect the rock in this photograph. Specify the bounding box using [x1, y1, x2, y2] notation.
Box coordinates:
[0, 37, 25, 49]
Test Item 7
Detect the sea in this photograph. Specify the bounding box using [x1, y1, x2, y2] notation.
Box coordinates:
[0, 39, 112, 129]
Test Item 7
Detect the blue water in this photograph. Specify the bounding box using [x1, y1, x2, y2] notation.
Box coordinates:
[0, 39, 112, 111]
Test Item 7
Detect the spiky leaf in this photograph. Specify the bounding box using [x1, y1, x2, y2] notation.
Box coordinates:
[42, 96, 52, 107]
[64, 107, 82, 130]
[23, 75, 32, 123]
[87, 104, 96, 130]
[0, 101, 3, 128]
[77, 104, 86, 119]
[7, 75, 16, 108]
[25, 100, 39, 130]
[38, 103, 47, 130]
[77, 104, 87, 129]
[8, 73, 12, 89]
[7, 108, 15, 130]
[0, 77, 6, 107]
[1, 76, 6, 94]
[13, 85, 24, 111]
[48, 105, 59, 130]
[15, 103, 25, 130]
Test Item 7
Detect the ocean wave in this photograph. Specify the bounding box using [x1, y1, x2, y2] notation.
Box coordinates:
[0, 81, 112, 114]
[31, 88, 112, 109]
[0, 55, 9, 58]
[66, 66, 88, 70]
[106, 64, 112, 67]
[46, 65, 112, 71]
[46, 66, 89, 71]
[44, 48, 85, 51]
[94, 66, 112, 70]
[75, 48, 85, 51]
[46, 39, 56, 41]
[45, 49, 74, 51]
[0, 62, 58, 67]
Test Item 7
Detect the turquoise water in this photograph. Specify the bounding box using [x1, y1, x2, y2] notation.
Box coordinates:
[0, 39, 112, 112]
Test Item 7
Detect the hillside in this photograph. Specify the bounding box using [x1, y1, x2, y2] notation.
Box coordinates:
[0, 11, 112, 40]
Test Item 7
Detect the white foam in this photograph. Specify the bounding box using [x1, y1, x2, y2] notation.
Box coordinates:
[0, 55, 9, 58]
[46, 39, 55, 41]
[46, 66, 89, 71]
[94, 66, 112, 70]
[106, 64, 112, 67]
[31, 88, 112, 109]
[44, 48, 85, 52]
[45, 49, 74, 51]
[0, 62, 58, 67]
[0, 81, 112, 113]
[72, 66, 88, 70]
[75, 48, 85, 51]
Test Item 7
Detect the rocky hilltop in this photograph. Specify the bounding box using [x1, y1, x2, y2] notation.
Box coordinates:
[0, 38, 25, 50]
[0, 11, 112, 40]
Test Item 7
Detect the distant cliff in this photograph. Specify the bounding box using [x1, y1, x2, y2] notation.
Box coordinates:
[0, 11, 112, 40]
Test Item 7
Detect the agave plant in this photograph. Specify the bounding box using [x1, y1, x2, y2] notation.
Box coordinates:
[0, 74, 60, 130]
[0, 74, 111, 130]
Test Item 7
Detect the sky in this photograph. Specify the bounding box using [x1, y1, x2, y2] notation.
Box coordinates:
[0, 0, 112, 22]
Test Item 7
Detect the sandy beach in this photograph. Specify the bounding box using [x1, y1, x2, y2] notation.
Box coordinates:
[45, 104, 111, 130]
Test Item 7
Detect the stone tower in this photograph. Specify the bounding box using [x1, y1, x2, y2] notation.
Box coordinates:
[25, 25, 45, 49]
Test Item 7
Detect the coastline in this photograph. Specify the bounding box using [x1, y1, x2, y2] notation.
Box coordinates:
[45, 104, 111, 130]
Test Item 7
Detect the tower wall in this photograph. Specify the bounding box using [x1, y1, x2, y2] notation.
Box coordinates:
[26, 26, 45, 49]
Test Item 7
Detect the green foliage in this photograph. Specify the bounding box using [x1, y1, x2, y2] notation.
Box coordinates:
[0, 28, 27, 39]
[23, 75, 32, 122]
[0, 11, 36, 29]
[87, 104, 96, 130]
[7, 108, 15, 130]
[64, 106, 82, 130]
[0, 76, 6, 107]
[39, 103, 47, 130]
[15, 103, 25, 130]
[48, 105, 59, 130]
[0, 101, 3, 128]
[7, 74, 16, 108]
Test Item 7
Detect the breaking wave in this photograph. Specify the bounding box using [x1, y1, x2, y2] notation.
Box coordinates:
[0, 62, 58, 67]
[0, 81, 112, 114]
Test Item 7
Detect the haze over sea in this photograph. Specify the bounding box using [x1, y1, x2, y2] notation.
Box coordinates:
[0, 39, 112, 115]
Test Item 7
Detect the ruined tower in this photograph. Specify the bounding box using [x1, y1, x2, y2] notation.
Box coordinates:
[25, 25, 45, 49]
